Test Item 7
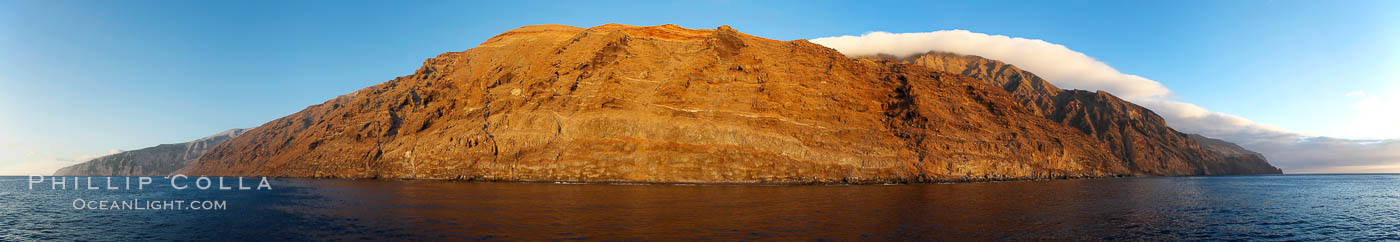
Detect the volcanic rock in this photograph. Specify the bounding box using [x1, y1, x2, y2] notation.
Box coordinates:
[180, 24, 1134, 183]
[892, 52, 1281, 175]
[53, 129, 246, 176]
[1190, 134, 1282, 174]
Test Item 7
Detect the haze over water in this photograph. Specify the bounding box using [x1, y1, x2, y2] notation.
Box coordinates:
[2, 175, 1397, 240]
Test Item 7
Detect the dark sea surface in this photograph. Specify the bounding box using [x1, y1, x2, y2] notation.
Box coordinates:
[2, 174, 1398, 240]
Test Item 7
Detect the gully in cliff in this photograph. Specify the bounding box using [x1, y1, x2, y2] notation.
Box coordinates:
[27, 175, 272, 191]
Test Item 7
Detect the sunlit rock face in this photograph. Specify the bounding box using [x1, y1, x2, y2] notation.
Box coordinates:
[180, 24, 1135, 183]
[54, 129, 246, 176]
[890, 52, 1281, 175]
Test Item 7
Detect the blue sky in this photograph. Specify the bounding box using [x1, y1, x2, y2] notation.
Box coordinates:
[2, 0, 1397, 174]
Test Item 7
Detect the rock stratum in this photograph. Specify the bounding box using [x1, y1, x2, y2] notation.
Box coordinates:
[180, 24, 1279, 183]
[54, 129, 246, 176]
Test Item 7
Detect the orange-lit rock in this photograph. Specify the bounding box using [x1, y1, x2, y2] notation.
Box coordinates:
[180, 24, 1135, 183]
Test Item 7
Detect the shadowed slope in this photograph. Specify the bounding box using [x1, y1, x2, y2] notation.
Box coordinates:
[54, 129, 246, 176]
[893, 52, 1281, 175]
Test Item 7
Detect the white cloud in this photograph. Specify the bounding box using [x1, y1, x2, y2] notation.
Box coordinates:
[810, 30, 1400, 173]
[1342, 85, 1400, 139]
[1248, 137, 1400, 173]
[1137, 98, 1400, 173]
[810, 30, 1171, 99]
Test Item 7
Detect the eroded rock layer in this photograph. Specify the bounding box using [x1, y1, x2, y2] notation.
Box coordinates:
[181, 24, 1133, 183]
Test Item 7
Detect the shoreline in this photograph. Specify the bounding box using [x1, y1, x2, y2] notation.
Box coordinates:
[9, 173, 1312, 187]
[16, 173, 1300, 186]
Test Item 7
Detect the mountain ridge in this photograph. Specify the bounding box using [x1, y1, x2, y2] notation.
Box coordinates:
[883, 51, 1281, 175]
[53, 128, 247, 176]
[171, 24, 1278, 183]
[179, 24, 1135, 183]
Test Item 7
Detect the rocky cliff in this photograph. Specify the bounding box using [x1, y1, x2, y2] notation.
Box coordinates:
[1189, 134, 1281, 174]
[892, 52, 1281, 175]
[53, 129, 246, 176]
[180, 24, 1135, 183]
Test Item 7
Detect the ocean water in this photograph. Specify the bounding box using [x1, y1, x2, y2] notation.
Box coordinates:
[2, 174, 1397, 240]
